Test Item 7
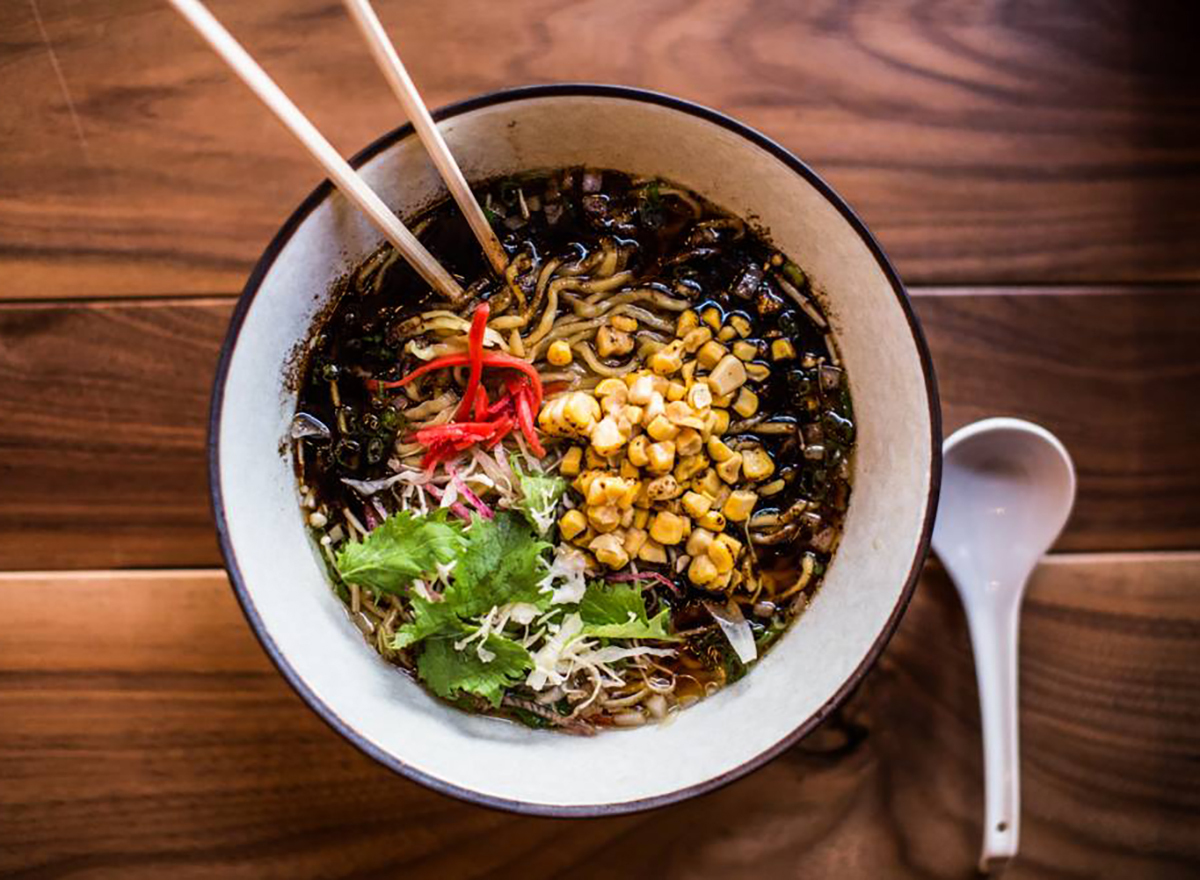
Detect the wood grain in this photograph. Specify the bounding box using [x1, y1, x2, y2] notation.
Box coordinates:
[0, 557, 1196, 879]
[3, 0, 1199, 300]
[3, 288, 1197, 571]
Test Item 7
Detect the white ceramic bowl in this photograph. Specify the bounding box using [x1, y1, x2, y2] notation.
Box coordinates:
[210, 84, 940, 815]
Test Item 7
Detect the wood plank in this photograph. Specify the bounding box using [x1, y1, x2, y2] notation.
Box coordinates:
[3, 0, 1199, 300]
[3, 288, 1197, 570]
[0, 557, 1196, 878]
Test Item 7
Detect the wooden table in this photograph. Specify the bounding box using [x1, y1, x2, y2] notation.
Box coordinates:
[3, 1, 1198, 876]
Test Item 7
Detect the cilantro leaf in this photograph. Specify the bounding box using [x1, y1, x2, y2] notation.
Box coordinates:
[417, 631, 532, 708]
[335, 509, 464, 593]
[578, 581, 678, 641]
[392, 594, 458, 649]
[445, 512, 552, 617]
[509, 454, 566, 535]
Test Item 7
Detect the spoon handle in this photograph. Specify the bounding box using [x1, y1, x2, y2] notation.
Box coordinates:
[964, 592, 1022, 872]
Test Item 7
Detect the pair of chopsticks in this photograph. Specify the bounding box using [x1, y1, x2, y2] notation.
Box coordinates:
[168, 0, 506, 304]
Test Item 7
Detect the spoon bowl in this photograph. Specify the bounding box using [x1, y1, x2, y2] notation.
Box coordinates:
[931, 417, 1076, 872]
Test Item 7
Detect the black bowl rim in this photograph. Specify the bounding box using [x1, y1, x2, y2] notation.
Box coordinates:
[208, 82, 942, 818]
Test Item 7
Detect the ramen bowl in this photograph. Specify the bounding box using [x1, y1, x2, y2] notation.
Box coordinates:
[209, 84, 940, 815]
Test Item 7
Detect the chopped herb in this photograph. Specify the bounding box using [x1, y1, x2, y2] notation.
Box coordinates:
[335, 509, 465, 593]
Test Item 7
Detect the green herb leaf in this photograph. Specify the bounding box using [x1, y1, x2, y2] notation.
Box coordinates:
[578, 581, 678, 641]
[445, 512, 552, 616]
[417, 630, 532, 708]
[335, 509, 465, 593]
[510, 454, 566, 535]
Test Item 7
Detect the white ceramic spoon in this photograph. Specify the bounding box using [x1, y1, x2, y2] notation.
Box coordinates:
[931, 418, 1076, 872]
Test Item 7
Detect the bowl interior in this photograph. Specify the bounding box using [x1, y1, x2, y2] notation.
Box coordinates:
[213, 87, 938, 813]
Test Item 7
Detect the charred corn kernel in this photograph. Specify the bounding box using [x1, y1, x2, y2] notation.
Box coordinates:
[622, 404, 643, 427]
[576, 469, 602, 496]
[595, 377, 627, 398]
[647, 474, 682, 500]
[676, 427, 703, 456]
[682, 491, 713, 518]
[723, 489, 757, 522]
[710, 408, 730, 435]
[650, 510, 686, 545]
[618, 479, 641, 509]
[563, 392, 601, 432]
[697, 510, 727, 531]
[771, 338, 796, 361]
[760, 478, 786, 496]
[623, 527, 649, 557]
[619, 458, 640, 479]
[695, 468, 722, 498]
[627, 434, 650, 467]
[707, 538, 735, 573]
[717, 326, 737, 342]
[688, 553, 719, 586]
[729, 314, 753, 338]
[647, 414, 679, 441]
[558, 509, 587, 541]
[585, 477, 607, 506]
[686, 382, 713, 410]
[598, 326, 635, 359]
[666, 381, 687, 402]
[547, 339, 573, 366]
[697, 340, 727, 370]
[701, 307, 722, 332]
[676, 309, 700, 336]
[604, 476, 633, 504]
[707, 355, 748, 396]
[643, 391, 666, 425]
[742, 447, 775, 481]
[611, 314, 638, 333]
[634, 481, 653, 508]
[559, 446, 583, 477]
[717, 452, 743, 483]
[628, 374, 656, 405]
[733, 340, 758, 361]
[681, 326, 713, 354]
[649, 343, 684, 375]
[733, 387, 759, 418]
[591, 416, 627, 455]
[633, 508, 650, 529]
[674, 453, 708, 483]
[589, 533, 629, 569]
[646, 440, 676, 474]
[587, 504, 622, 533]
[585, 446, 608, 470]
[707, 436, 734, 463]
[716, 533, 743, 557]
[745, 362, 770, 382]
[639, 538, 668, 564]
[686, 527, 714, 557]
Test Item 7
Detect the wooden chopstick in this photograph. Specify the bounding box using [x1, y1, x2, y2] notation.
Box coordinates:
[341, 0, 509, 277]
[167, 0, 465, 303]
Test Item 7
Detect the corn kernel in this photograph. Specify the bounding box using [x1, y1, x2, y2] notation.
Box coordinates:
[622, 405, 643, 428]
[711, 391, 735, 408]
[688, 553, 718, 586]
[646, 440, 676, 474]
[686, 527, 714, 557]
[681, 326, 713, 354]
[571, 526, 595, 547]
[647, 474, 682, 500]
[760, 478, 786, 496]
[742, 447, 776, 482]
[723, 490, 757, 522]
[710, 409, 730, 435]
[682, 491, 713, 518]
[604, 476, 632, 504]
[707, 355, 748, 396]
[591, 415, 627, 455]
[649, 343, 684, 375]
[707, 538, 735, 573]
[596, 325, 634, 359]
[676, 309, 700, 336]
[588, 504, 622, 533]
[633, 508, 650, 529]
[643, 391, 666, 425]
[716, 533, 742, 557]
[623, 527, 649, 557]
[547, 339, 573, 366]
[559, 509, 587, 541]
[621, 507, 635, 528]
[717, 452, 743, 483]
[627, 374, 656, 405]
[695, 468, 722, 498]
[647, 414, 679, 441]
[686, 382, 713, 411]
[729, 314, 753, 338]
[732, 387, 759, 418]
[745, 362, 770, 382]
[619, 458, 639, 480]
[611, 314, 638, 333]
[708, 570, 733, 591]
[639, 538, 668, 563]
[650, 511, 686, 545]
[589, 533, 629, 569]
[674, 453, 708, 483]
[733, 340, 758, 361]
[707, 436, 734, 463]
[696, 340, 727, 370]
[771, 338, 796, 361]
[619, 480, 641, 509]
[627, 434, 650, 467]
[595, 378, 627, 398]
[712, 484, 732, 509]
[701, 307, 722, 332]
[698, 510, 727, 531]
[563, 392, 602, 433]
[717, 326, 737, 342]
[634, 482, 653, 508]
[666, 380, 687, 402]
[560, 446, 583, 477]
[675, 427, 703, 456]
